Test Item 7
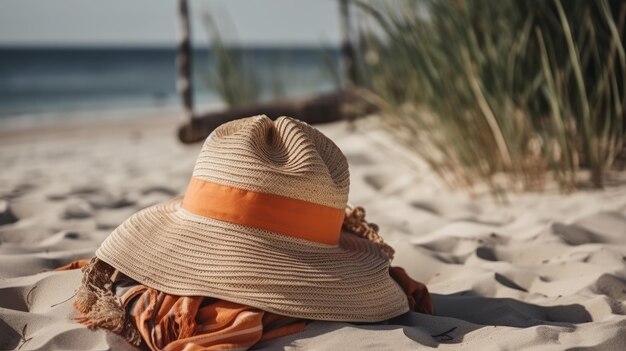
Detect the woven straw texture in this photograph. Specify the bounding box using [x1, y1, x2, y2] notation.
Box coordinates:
[96, 116, 409, 322]
[194, 116, 349, 208]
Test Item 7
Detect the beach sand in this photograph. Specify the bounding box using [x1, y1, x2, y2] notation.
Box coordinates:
[1, 112, 626, 350]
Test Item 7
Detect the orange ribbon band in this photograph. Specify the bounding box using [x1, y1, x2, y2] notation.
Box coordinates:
[181, 177, 345, 245]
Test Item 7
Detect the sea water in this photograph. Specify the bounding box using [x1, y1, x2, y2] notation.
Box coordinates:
[0, 47, 340, 118]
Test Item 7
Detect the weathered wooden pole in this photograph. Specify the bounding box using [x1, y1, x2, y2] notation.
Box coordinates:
[339, 0, 357, 88]
[177, 0, 194, 122]
[176, 0, 378, 143]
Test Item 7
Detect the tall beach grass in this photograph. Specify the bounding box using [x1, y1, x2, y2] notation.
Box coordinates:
[201, 11, 342, 108]
[201, 12, 260, 107]
[355, 0, 626, 193]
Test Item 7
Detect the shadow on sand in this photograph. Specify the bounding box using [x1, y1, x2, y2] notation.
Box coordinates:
[255, 291, 592, 349]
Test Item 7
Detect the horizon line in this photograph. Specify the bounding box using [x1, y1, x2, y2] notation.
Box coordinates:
[0, 42, 341, 50]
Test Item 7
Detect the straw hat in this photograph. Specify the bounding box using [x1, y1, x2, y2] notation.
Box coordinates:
[96, 115, 409, 322]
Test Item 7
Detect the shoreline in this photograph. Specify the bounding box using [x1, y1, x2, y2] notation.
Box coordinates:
[0, 101, 223, 130]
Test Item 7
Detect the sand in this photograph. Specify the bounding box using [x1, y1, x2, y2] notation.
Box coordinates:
[1, 111, 626, 350]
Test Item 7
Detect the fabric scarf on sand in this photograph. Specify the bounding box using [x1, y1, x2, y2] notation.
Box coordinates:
[58, 260, 432, 351]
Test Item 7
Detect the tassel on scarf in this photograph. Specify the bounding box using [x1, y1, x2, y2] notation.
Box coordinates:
[73, 257, 142, 346]
[343, 205, 395, 260]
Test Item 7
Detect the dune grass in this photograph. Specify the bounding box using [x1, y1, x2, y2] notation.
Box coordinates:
[202, 12, 260, 107]
[355, 0, 626, 192]
[201, 11, 342, 108]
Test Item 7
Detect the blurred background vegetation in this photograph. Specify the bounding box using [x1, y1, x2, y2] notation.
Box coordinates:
[201, 10, 342, 108]
[354, 0, 625, 193]
[202, 11, 261, 107]
[201, 0, 626, 194]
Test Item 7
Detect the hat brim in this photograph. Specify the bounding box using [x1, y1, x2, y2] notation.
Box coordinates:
[96, 197, 409, 322]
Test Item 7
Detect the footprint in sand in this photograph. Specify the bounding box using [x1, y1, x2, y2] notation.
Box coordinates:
[85, 192, 135, 210]
[552, 222, 600, 245]
[141, 186, 178, 196]
[593, 274, 626, 303]
[345, 152, 374, 166]
[95, 208, 138, 230]
[62, 200, 93, 220]
[364, 174, 389, 191]
[0, 200, 18, 225]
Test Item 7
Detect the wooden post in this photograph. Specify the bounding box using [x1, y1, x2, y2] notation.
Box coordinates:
[177, 0, 194, 122]
[339, 0, 357, 88]
[177, 91, 378, 143]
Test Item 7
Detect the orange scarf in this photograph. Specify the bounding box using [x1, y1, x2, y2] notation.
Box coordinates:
[59, 260, 432, 351]
[119, 285, 306, 351]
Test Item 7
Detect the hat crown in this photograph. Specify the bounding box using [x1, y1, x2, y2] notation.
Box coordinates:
[192, 116, 349, 209]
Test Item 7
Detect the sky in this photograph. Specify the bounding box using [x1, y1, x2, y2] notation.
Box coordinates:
[0, 0, 341, 47]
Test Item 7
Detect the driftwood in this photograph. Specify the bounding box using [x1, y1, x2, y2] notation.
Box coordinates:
[177, 90, 377, 144]
[175, 0, 369, 144]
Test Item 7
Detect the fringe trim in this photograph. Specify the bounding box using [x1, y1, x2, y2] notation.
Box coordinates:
[343, 205, 395, 260]
[74, 257, 142, 346]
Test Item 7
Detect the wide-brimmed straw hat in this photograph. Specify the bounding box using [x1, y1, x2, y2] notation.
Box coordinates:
[95, 115, 409, 322]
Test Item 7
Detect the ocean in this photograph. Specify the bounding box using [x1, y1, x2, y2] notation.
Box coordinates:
[0, 47, 340, 118]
